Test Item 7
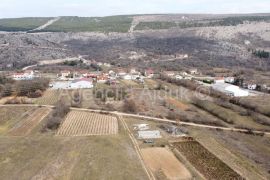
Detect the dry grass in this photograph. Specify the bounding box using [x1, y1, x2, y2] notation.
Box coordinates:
[0, 106, 36, 135]
[8, 107, 51, 136]
[0, 110, 148, 180]
[166, 98, 189, 111]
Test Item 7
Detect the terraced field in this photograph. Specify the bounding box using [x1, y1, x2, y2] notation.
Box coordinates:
[57, 111, 118, 136]
[8, 107, 51, 136]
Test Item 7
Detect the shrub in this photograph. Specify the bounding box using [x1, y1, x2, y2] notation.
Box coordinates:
[123, 99, 138, 113]
[44, 99, 70, 131]
[192, 99, 236, 124]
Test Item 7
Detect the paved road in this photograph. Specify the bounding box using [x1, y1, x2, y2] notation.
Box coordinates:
[1, 104, 270, 136]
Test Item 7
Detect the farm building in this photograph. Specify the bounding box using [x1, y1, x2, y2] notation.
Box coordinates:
[137, 130, 161, 139]
[212, 83, 249, 97]
[12, 70, 35, 80]
[70, 78, 93, 89]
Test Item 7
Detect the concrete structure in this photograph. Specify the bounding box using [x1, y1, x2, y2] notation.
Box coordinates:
[212, 83, 249, 97]
[70, 78, 93, 89]
[137, 130, 161, 139]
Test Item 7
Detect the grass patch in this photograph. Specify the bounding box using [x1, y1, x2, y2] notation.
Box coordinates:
[0, 17, 52, 31]
[43, 16, 132, 33]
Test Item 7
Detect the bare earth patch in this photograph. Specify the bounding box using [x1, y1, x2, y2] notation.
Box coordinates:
[141, 147, 192, 180]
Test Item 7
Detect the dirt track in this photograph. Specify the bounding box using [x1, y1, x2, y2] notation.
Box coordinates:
[1, 104, 270, 136]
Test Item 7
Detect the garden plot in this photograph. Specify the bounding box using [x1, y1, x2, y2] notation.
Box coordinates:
[173, 140, 242, 179]
[141, 147, 192, 180]
[57, 111, 118, 136]
[8, 107, 51, 136]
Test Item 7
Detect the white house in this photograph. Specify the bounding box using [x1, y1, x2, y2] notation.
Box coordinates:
[175, 75, 183, 80]
[121, 74, 132, 80]
[144, 69, 154, 78]
[189, 69, 198, 75]
[12, 70, 35, 80]
[225, 77, 235, 84]
[70, 78, 93, 89]
[212, 83, 249, 97]
[214, 77, 225, 84]
[137, 130, 161, 139]
[248, 84, 257, 90]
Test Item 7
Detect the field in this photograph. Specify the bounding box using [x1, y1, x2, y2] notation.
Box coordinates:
[193, 99, 270, 130]
[0, 17, 52, 31]
[173, 141, 242, 179]
[144, 79, 159, 89]
[34, 90, 62, 105]
[166, 98, 189, 111]
[8, 107, 51, 136]
[135, 21, 178, 30]
[0, 106, 148, 179]
[0, 134, 148, 180]
[189, 127, 270, 179]
[43, 16, 133, 33]
[0, 106, 36, 135]
[119, 80, 143, 88]
[34, 89, 95, 108]
[141, 147, 192, 180]
[57, 111, 118, 136]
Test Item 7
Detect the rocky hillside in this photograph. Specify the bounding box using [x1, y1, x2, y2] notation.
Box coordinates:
[0, 14, 269, 71]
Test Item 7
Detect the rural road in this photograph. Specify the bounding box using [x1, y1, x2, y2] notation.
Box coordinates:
[1, 104, 270, 136]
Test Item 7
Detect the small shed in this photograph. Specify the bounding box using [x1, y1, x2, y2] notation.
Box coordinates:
[137, 130, 161, 139]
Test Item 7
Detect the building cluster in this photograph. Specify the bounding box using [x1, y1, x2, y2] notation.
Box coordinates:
[49, 67, 156, 89]
[12, 70, 39, 80]
[162, 69, 199, 80]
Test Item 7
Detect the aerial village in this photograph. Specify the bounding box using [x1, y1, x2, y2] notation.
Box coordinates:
[8, 59, 268, 97]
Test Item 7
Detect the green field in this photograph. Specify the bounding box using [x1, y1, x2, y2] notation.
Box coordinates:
[134, 16, 270, 31]
[134, 21, 177, 30]
[43, 16, 133, 33]
[0, 17, 52, 31]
